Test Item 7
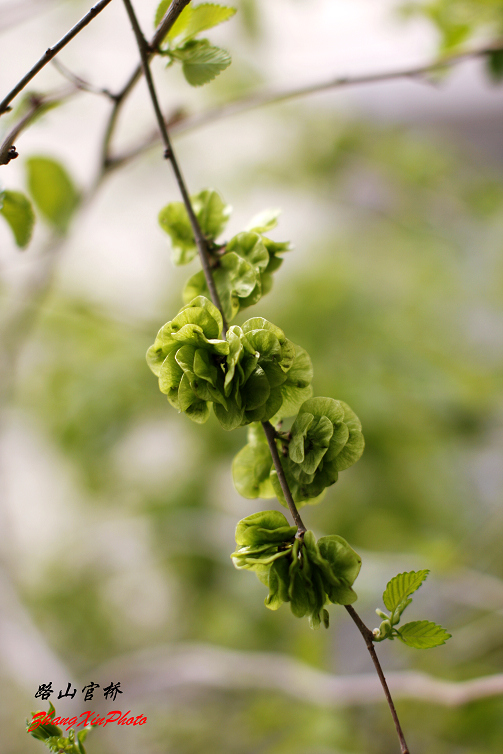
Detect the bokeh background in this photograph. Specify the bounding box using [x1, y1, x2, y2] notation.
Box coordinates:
[1, 1, 503, 753]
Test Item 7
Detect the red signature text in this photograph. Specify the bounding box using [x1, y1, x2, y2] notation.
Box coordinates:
[28, 710, 147, 732]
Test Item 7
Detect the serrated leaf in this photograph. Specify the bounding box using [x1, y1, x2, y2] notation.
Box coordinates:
[174, 39, 231, 86]
[383, 570, 429, 613]
[0, 189, 35, 248]
[184, 4, 236, 39]
[158, 3, 236, 44]
[397, 620, 451, 648]
[26, 156, 79, 233]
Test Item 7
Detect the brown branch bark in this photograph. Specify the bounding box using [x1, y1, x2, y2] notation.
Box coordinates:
[261, 420, 306, 536]
[345, 605, 410, 753]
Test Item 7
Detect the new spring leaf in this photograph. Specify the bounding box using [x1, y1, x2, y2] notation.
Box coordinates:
[0, 189, 35, 248]
[397, 620, 452, 648]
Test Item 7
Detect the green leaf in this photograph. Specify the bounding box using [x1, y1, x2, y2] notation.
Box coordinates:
[213, 394, 245, 430]
[487, 49, 503, 82]
[272, 345, 313, 420]
[27, 702, 61, 740]
[184, 252, 257, 322]
[184, 4, 236, 40]
[179, 295, 223, 339]
[0, 189, 35, 248]
[26, 156, 79, 233]
[270, 456, 328, 508]
[173, 39, 231, 86]
[158, 3, 236, 44]
[158, 190, 230, 264]
[227, 231, 269, 272]
[193, 188, 231, 239]
[245, 208, 281, 234]
[383, 570, 430, 613]
[265, 557, 290, 610]
[298, 396, 345, 426]
[232, 438, 274, 498]
[333, 400, 365, 471]
[397, 620, 451, 648]
[185, 398, 211, 423]
[158, 201, 196, 264]
[235, 510, 296, 546]
[317, 535, 362, 588]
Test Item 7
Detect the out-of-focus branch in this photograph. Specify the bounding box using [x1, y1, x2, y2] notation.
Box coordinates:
[0, 564, 70, 690]
[51, 59, 117, 100]
[104, 38, 503, 172]
[0, 86, 76, 165]
[0, 0, 114, 117]
[93, 642, 503, 708]
[0, 0, 58, 34]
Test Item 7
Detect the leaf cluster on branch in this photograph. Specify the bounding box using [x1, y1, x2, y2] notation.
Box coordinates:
[4, 1, 469, 751]
[231, 510, 362, 629]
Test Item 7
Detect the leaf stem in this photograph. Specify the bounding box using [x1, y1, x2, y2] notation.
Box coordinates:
[120, 0, 228, 333]
[0, 0, 114, 116]
[261, 420, 306, 537]
[345, 605, 410, 754]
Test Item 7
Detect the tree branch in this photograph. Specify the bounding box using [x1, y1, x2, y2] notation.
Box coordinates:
[51, 59, 117, 100]
[100, 0, 191, 170]
[0, 87, 77, 166]
[261, 420, 306, 537]
[345, 605, 410, 754]
[92, 642, 503, 708]
[103, 38, 503, 172]
[0, 0, 114, 117]
[120, 0, 228, 332]
[109, 8, 457, 751]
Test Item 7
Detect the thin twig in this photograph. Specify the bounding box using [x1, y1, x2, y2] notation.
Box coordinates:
[104, 37, 503, 171]
[345, 605, 410, 754]
[115, 7, 427, 751]
[261, 420, 306, 536]
[0, 0, 114, 116]
[51, 59, 116, 100]
[0, 86, 77, 165]
[100, 0, 190, 169]
[120, 0, 227, 332]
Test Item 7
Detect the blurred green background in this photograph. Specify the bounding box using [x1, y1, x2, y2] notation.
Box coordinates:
[1, 1, 503, 753]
